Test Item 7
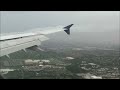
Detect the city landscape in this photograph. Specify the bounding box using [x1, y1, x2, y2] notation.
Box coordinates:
[0, 11, 119, 79]
[0, 32, 119, 79]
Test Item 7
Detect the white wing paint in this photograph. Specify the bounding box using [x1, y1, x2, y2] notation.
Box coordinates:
[0, 24, 73, 57]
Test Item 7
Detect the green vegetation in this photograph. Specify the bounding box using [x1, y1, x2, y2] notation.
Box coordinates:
[0, 47, 120, 79]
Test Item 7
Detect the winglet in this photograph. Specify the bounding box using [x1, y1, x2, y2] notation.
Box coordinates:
[63, 24, 74, 35]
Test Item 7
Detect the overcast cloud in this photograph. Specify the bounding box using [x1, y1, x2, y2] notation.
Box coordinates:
[0, 11, 119, 33]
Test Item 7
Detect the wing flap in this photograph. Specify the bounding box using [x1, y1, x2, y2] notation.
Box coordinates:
[0, 35, 49, 57]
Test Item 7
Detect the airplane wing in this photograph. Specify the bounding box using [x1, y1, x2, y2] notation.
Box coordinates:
[0, 24, 74, 57]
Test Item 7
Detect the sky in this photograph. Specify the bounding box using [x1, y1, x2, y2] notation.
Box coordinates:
[0, 11, 119, 33]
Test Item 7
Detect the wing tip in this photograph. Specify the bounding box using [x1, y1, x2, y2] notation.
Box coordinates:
[64, 24, 73, 35]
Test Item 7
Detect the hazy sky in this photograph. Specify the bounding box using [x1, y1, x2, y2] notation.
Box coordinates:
[0, 11, 119, 33]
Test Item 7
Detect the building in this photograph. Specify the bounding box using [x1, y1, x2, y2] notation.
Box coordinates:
[0, 69, 15, 74]
[66, 57, 74, 60]
[84, 73, 102, 79]
[41, 60, 50, 63]
[24, 59, 40, 65]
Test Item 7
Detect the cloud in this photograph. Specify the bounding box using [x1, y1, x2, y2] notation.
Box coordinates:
[1, 11, 119, 33]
